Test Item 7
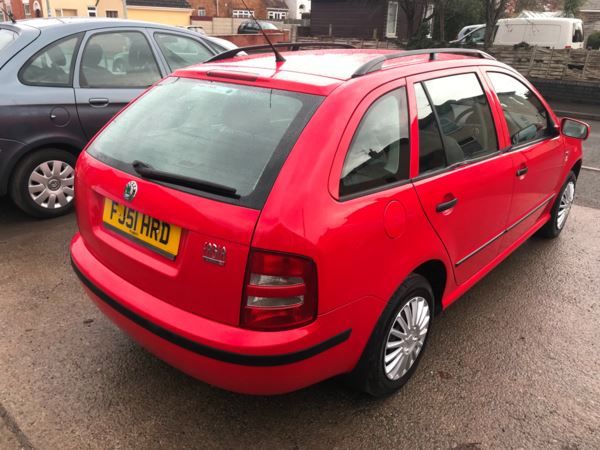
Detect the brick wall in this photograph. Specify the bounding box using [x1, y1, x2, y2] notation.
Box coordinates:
[188, 0, 270, 19]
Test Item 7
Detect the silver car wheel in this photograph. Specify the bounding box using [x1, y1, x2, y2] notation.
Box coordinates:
[384, 296, 430, 381]
[557, 181, 575, 230]
[28, 160, 75, 209]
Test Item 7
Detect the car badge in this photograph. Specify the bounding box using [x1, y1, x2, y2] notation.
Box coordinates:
[124, 181, 138, 201]
[203, 242, 227, 266]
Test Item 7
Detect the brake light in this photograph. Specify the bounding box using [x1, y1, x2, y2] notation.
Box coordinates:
[241, 249, 317, 331]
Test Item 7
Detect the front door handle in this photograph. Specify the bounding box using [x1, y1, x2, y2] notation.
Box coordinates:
[88, 98, 109, 107]
[516, 166, 528, 177]
[436, 197, 458, 213]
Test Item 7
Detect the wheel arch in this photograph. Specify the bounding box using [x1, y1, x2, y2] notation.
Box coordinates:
[411, 259, 448, 316]
[571, 159, 582, 179]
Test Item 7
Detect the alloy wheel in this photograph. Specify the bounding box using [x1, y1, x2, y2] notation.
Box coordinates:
[557, 181, 575, 230]
[383, 296, 430, 381]
[27, 160, 75, 209]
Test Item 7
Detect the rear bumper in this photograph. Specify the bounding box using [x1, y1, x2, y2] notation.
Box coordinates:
[70, 233, 382, 394]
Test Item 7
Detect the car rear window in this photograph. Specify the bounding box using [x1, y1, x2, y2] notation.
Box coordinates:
[0, 29, 18, 51]
[87, 77, 323, 209]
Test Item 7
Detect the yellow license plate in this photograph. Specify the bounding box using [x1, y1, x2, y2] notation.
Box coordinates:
[102, 198, 182, 259]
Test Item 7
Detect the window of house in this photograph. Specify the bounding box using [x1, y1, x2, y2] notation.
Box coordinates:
[340, 88, 410, 197]
[20, 35, 81, 87]
[154, 33, 213, 71]
[197, 8, 206, 16]
[80, 32, 161, 88]
[23, 2, 31, 17]
[232, 10, 253, 18]
[487, 72, 554, 146]
[87, 6, 97, 17]
[106, 10, 118, 18]
[267, 10, 287, 20]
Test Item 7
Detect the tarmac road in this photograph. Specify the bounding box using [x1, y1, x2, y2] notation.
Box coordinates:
[1, 134, 599, 449]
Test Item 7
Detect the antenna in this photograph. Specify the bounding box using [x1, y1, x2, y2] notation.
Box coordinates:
[238, 0, 286, 63]
[1, 4, 17, 24]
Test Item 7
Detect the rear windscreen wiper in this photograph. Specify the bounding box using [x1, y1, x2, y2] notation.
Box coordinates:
[132, 160, 240, 199]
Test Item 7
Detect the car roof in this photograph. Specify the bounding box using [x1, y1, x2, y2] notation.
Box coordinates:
[14, 17, 197, 33]
[175, 48, 505, 96]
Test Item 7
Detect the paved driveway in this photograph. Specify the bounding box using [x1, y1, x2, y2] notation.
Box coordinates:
[1, 136, 599, 449]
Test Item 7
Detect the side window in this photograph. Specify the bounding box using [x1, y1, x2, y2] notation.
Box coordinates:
[79, 32, 161, 89]
[415, 83, 445, 174]
[340, 88, 409, 197]
[423, 73, 498, 165]
[154, 33, 213, 72]
[20, 35, 80, 86]
[488, 72, 553, 146]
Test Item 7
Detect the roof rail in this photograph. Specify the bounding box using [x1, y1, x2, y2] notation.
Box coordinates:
[351, 48, 496, 78]
[205, 42, 356, 63]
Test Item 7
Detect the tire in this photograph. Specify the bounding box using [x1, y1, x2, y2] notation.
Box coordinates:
[9, 148, 77, 219]
[345, 274, 434, 397]
[537, 172, 576, 239]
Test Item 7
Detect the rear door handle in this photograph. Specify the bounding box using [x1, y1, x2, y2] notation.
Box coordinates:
[88, 98, 109, 107]
[436, 197, 458, 213]
[516, 166, 528, 177]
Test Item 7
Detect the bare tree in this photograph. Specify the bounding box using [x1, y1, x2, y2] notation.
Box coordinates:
[399, 0, 435, 38]
[484, 0, 509, 48]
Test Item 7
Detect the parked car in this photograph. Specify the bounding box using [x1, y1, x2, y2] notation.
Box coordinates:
[451, 24, 485, 46]
[70, 46, 588, 396]
[494, 18, 584, 49]
[456, 23, 484, 41]
[237, 20, 280, 34]
[0, 18, 234, 218]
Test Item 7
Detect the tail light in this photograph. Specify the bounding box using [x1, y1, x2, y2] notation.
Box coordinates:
[241, 249, 317, 331]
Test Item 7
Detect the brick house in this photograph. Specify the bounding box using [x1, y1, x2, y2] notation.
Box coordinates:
[581, 0, 600, 39]
[1, 0, 43, 20]
[188, 0, 288, 20]
[310, 0, 424, 41]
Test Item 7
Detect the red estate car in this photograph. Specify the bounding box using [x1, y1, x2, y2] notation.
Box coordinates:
[70, 45, 589, 396]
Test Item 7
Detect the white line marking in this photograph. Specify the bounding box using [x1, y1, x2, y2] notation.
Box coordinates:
[582, 165, 600, 172]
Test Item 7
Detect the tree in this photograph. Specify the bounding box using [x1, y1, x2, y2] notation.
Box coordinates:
[399, 0, 435, 38]
[443, 0, 486, 41]
[562, 0, 584, 17]
[483, 0, 509, 48]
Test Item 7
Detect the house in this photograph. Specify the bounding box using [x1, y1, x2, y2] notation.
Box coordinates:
[310, 0, 423, 40]
[40, 0, 124, 18]
[285, 0, 310, 20]
[581, 0, 600, 37]
[1, 0, 43, 20]
[126, 0, 193, 25]
[188, 0, 288, 20]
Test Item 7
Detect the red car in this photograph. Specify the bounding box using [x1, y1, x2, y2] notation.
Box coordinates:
[70, 45, 589, 396]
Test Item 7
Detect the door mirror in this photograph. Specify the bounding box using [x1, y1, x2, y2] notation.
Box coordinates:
[561, 118, 590, 140]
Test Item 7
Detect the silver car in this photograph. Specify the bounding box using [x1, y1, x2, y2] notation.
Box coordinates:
[0, 18, 233, 218]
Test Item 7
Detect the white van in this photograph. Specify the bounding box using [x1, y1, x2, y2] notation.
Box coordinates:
[493, 18, 584, 49]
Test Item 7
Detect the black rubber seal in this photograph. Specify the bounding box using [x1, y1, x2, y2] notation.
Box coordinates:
[71, 259, 351, 367]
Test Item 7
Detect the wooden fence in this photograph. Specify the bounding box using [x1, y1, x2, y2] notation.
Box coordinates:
[488, 47, 600, 82]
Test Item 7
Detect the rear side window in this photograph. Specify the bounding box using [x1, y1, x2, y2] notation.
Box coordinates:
[340, 88, 409, 197]
[80, 32, 161, 88]
[0, 29, 17, 51]
[20, 35, 81, 86]
[154, 33, 213, 71]
[573, 23, 584, 43]
[87, 78, 323, 209]
[488, 72, 553, 146]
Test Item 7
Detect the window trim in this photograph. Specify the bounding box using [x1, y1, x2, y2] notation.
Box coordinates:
[77, 30, 161, 90]
[152, 31, 214, 72]
[18, 33, 84, 88]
